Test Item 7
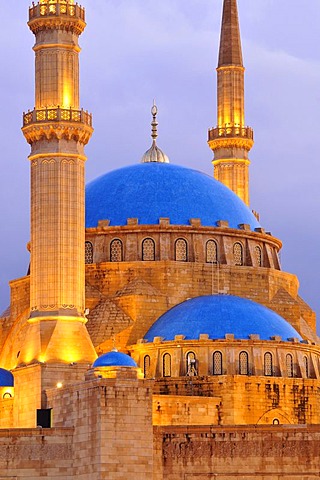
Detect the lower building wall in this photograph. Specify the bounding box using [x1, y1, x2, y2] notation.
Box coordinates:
[47, 375, 154, 479]
[0, 428, 73, 479]
[0, 421, 320, 478]
[153, 376, 320, 425]
[154, 425, 320, 480]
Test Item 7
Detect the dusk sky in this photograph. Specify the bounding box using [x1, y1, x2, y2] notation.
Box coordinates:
[1, 1, 320, 329]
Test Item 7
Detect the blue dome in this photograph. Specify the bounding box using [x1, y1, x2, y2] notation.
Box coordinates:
[86, 163, 260, 230]
[0, 368, 14, 387]
[144, 295, 302, 342]
[93, 351, 137, 368]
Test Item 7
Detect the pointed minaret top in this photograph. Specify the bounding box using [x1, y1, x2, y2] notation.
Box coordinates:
[218, 0, 243, 68]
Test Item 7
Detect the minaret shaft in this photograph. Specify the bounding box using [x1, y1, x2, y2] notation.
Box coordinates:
[35, 40, 80, 109]
[208, 0, 253, 206]
[217, 67, 244, 128]
[21, 0, 96, 364]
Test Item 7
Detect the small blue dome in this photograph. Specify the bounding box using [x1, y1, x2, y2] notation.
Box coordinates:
[93, 351, 137, 368]
[144, 295, 302, 342]
[0, 368, 14, 387]
[86, 163, 260, 230]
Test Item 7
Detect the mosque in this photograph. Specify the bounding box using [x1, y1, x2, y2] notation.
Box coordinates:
[0, 0, 320, 478]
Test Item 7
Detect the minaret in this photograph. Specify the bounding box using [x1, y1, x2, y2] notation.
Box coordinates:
[208, 0, 253, 206]
[21, 0, 96, 364]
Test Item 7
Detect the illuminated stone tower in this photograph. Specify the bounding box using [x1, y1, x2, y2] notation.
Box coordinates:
[208, 0, 253, 206]
[21, 0, 96, 364]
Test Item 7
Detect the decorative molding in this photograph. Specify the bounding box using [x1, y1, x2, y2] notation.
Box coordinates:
[208, 137, 254, 152]
[22, 122, 93, 145]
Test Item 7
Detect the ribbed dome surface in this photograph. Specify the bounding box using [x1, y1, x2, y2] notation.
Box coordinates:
[141, 143, 170, 164]
[144, 295, 302, 342]
[93, 351, 137, 368]
[86, 163, 260, 230]
[0, 368, 14, 387]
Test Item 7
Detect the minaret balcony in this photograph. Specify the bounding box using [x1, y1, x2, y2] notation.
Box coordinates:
[29, 1, 85, 22]
[23, 107, 92, 127]
[208, 125, 254, 142]
[208, 125, 254, 152]
[22, 107, 93, 144]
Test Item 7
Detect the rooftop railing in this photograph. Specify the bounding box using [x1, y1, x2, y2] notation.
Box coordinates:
[29, 1, 85, 22]
[208, 126, 254, 142]
[23, 107, 92, 127]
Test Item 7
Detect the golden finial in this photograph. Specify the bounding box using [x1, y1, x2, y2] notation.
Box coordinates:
[151, 100, 158, 144]
[141, 101, 170, 163]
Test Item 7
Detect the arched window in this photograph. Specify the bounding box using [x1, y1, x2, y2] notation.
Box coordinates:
[239, 351, 249, 375]
[142, 238, 155, 261]
[264, 352, 273, 376]
[255, 246, 262, 267]
[186, 351, 197, 376]
[175, 238, 188, 262]
[110, 239, 123, 262]
[85, 241, 93, 264]
[163, 353, 171, 377]
[286, 354, 293, 378]
[206, 240, 218, 264]
[233, 242, 243, 266]
[213, 351, 223, 375]
[304, 356, 309, 378]
[144, 355, 151, 378]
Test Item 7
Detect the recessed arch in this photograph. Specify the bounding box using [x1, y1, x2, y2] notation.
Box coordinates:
[233, 242, 243, 266]
[162, 353, 171, 377]
[110, 238, 123, 262]
[85, 241, 93, 264]
[239, 351, 249, 375]
[264, 352, 273, 376]
[142, 238, 155, 261]
[206, 239, 218, 264]
[213, 351, 223, 375]
[175, 238, 188, 262]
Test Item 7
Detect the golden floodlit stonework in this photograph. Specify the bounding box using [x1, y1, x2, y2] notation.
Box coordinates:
[0, 0, 319, 478]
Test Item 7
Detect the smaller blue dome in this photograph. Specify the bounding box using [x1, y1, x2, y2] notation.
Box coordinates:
[93, 350, 137, 368]
[0, 368, 14, 387]
[144, 295, 302, 342]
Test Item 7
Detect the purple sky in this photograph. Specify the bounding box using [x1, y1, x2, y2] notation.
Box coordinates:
[1, 0, 320, 329]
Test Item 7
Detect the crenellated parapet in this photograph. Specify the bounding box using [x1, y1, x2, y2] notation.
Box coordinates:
[29, 1, 85, 35]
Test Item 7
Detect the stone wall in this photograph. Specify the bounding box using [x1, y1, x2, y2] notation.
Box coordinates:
[47, 374, 154, 479]
[152, 376, 320, 425]
[0, 428, 73, 478]
[84, 261, 315, 352]
[154, 425, 320, 480]
[4, 256, 316, 360]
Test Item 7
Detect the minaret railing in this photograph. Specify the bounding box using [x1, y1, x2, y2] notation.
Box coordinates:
[29, 1, 85, 21]
[23, 107, 92, 127]
[208, 125, 253, 141]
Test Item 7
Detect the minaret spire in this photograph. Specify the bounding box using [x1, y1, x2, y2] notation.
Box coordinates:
[218, 0, 243, 68]
[208, 0, 253, 206]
